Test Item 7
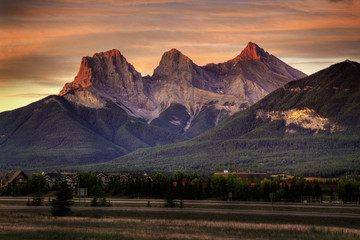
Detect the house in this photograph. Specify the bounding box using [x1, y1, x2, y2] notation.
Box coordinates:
[51, 172, 77, 187]
[96, 172, 110, 185]
[119, 174, 129, 182]
[44, 172, 77, 187]
[107, 173, 129, 182]
[44, 172, 63, 188]
[62, 173, 77, 187]
[0, 170, 32, 188]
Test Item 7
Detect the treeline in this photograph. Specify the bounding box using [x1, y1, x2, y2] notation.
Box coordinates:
[338, 178, 360, 203]
[1, 174, 48, 197]
[74, 172, 335, 202]
[2, 172, 359, 203]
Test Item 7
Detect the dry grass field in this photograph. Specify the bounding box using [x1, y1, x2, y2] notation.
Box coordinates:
[0, 208, 359, 240]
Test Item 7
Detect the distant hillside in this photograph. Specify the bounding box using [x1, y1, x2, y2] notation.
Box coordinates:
[97, 60, 360, 176]
[0, 96, 186, 170]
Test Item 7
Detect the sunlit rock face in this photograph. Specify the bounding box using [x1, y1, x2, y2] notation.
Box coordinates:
[256, 108, 341, 134]
[59, 49, 157, 119]
[228, 41, 265, 62]
[60, 43, 307, 137]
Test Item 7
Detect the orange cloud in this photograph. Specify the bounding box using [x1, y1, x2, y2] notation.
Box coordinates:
[0, 0, 359, 112]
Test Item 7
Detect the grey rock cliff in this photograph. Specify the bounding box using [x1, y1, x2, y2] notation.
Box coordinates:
[60, 42, 307, 137]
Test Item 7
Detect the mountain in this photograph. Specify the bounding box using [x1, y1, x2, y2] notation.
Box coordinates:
[60, 42, 306, 137]
[0, 96, 186, 169]
[59, 49, 157, 120]
[98, 60, 360, 176]
[0, 42, 306, 170]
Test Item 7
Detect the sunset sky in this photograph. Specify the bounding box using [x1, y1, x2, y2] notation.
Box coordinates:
[1, 0, 359, 112]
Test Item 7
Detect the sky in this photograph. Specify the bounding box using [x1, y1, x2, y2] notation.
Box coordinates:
[0, 0, 359, 112]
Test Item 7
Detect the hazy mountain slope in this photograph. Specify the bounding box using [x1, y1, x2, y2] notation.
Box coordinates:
[0, 96, 124, 169]
[97, 61, 360, 176]
[0, 96, 186, 170]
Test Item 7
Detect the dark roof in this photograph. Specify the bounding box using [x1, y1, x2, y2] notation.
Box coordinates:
[0, 170, 33, 186]
[44, 172, 63, 180]
[96, 172, 109, 177]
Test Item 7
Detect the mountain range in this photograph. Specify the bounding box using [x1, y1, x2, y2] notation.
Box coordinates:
[59, 42, 305, 137]
[1, 43, 358, 176]
[97, 60, 360, 176]
[0, 42, 306, 170]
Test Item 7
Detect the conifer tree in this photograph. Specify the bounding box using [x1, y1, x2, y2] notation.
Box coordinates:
[51, 177, 74, 216]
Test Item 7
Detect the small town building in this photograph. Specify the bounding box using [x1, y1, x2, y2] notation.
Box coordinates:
[44, 172, 77, 187]
[44, 172, 63, 188]
[107, 173, 129, 182]
[0, 170, 32, 188]
[96, 172, 110, 185]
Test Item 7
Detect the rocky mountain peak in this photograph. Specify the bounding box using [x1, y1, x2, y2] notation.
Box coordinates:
[228, 42, 268, 63]
[167, 48, 181, 54]
[59, 49, 157, 119]
[153, 48, 194, 78]
[59, 49, 133, 96]
[92, 49, 130, 67]
[96, 49, 122, 58]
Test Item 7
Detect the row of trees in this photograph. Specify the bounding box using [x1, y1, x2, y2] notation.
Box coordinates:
[1, 174, 49, 201]
[338, 179, 360, 203]
[75, 172, 334, 202]
[0, 174, 73, 216]
[2, 172, 359, 203]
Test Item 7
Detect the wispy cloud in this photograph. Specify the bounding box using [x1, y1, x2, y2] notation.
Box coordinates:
[0, 0, 359, 111]
[4, 93, 51, 98]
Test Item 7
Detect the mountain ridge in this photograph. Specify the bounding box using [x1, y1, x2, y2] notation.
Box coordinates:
[0, 42, 310, 170]
[94, 60, 360, 176]
[60, 42, 307, 137]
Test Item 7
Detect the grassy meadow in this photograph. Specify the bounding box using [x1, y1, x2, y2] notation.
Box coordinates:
[0, 208, 359, 240]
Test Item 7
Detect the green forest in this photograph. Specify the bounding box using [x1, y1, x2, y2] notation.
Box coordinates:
[2, 172, 360, 204]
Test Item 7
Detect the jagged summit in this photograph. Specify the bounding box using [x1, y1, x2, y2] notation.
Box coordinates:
[94, 49, 124, 59]
[161, 48, 191, 62]
[59, 48, 156, 119]
[227, 42, 268, 63]
[166, 48, 181, 54]
[153, 48, 194, 78]
[59, 49, 131, 96]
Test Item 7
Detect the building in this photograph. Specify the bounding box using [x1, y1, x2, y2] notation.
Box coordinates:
[96, 172, 110, 185]
[107, 173, 129, 182]
[44, 172, 77, 187]
[44, 172, 63, 188]
[0, 170, 32, 188]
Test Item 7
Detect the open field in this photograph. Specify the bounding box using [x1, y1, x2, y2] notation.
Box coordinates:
[0, 204, 360, 240]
